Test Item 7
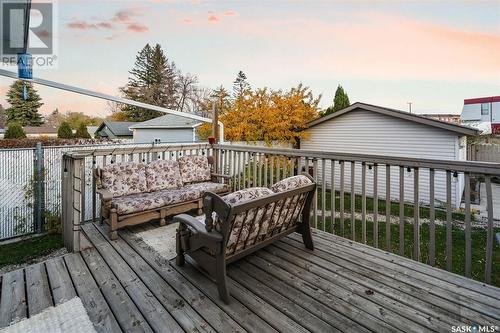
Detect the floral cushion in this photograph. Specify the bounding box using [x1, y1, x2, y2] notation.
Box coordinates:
[112, 187, 201, 215]
[178, 156, 211, 184]
[271, 175, 312, 193]
[184, 182, 229, 194]
[146, 160, 183, 192]
[219, 187, 274, 254]
[101, 162, 148, 198]
[156, 187, 202, 206]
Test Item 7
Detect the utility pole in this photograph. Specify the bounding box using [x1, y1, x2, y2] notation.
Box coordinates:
[408, 102, 412, 114]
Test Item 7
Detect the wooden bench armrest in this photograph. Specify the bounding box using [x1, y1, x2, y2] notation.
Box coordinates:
[174, 214, 223, 242]
[96, 188, 113, 202]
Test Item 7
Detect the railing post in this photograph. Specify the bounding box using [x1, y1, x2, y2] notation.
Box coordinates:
[34, 142, 44, 234]
[61, 154, 85, 252]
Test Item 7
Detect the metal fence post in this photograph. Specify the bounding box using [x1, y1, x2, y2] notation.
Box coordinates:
[34, 142, 44, 233]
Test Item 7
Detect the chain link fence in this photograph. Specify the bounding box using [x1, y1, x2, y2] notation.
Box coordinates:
[0, 141, 195, 241]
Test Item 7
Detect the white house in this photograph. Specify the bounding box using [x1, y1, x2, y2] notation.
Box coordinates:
[301, 102, 478, 208]
[461, 96, 500, 134]
[130, 114, 203, 144]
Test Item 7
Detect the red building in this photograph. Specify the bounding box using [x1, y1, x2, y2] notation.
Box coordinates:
[461, 96, 500, 134]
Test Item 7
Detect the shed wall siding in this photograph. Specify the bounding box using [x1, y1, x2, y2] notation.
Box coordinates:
[301, 110, 462, 207]
[133, 128, 194, 143]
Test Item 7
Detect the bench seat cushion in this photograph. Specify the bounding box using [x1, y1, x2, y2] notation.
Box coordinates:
[184, 182, 229, 195]
[112, 187, 201, 215]
[101, 162, 148, 198]
[178, 156, 211, 184]
[146, 160, 183, 192]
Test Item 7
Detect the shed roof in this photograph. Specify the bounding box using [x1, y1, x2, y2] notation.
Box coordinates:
[96, 120, 137, 136]
[129, 114, 202, 129]
[307, 102, 478, 136]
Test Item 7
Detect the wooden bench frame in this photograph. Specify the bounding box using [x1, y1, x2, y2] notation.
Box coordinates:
[96, 157, 230, 240]
[174, 173, 316, 303]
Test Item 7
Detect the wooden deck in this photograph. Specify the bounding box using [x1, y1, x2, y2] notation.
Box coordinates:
[1, 222, 499, 333]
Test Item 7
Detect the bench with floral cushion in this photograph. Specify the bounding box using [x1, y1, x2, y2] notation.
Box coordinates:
[96, 155, 230, 240]
[174, 173, 316, 303]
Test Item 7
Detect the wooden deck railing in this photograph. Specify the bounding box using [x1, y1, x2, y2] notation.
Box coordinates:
[62, 143, 499, 285]
[212, 144, 499, 285]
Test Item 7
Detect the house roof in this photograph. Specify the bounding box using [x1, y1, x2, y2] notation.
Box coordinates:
[23, 126, 58, 134]
[464, 96, 500, 105]
[129, 114, 202, 129]
[307, 102, 478, 136]
[96, 120, 138, 136]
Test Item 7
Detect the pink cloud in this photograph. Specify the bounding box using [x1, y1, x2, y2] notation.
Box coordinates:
[223, 11, 238, 17]
[127, 23, 149, 33]
[97, 22, 113, 29]
[182, 18, 193, 24]
[208, 14, 219, 22]
[67, 21, 98, 30]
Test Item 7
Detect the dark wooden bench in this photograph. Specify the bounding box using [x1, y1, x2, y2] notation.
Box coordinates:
[174, 174, 316, 303]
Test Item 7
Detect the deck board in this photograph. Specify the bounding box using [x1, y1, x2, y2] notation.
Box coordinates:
[64, 253, 122, 333]
[0, 222, 499, 332]
[45, 257, 77, 305]
[25, 263, 53, 316]
[0, 269, 27, 327]
[297, 232, 500, 321]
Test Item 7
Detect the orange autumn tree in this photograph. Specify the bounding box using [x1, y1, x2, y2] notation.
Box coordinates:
[198, 84, 320, 144]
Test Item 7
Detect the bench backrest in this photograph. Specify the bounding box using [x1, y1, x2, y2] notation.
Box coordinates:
[95, 155, 215, 197]
[204, 174, 316, 257]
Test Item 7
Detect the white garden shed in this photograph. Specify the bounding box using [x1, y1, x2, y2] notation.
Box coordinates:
[301, 103, 478, 208]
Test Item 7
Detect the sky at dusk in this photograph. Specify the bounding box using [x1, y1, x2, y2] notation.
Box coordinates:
[0, 0, 499, 118]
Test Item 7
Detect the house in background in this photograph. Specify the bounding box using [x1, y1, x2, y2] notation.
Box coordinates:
[130, 114, 203, 144]
[95, 120, 137, 140]
[23, 126, 58, 138]
[421, 114, 461, 124]
[461, 96, 500, 134]
[301, 102, 478, 208]
[86, 126, 99, 138]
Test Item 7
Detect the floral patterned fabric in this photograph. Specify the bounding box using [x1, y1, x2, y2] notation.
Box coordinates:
[146, 159, 183, 192]
[218, 187, 274, 254]
[271, 175, 312, 193]
[112, 187, 201, 215]
[101, 162, 148, 198]
[178, 156, 211, 184]
[184, 182, 229, 194]
[156, 187, 201, 206]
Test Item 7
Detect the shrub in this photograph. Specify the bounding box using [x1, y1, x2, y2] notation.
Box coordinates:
[75, 123, 91, 139]
[4, 122, 27, 139]
[57, 122, 73, 139]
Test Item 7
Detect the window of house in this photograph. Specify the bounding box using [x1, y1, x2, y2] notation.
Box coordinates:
[481, 103, 490, 115]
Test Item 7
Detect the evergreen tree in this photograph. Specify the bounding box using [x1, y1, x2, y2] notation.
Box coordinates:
[75, 123, 91, 139]
[211, 86, 231, 115]
[57, 122, 73, 139]
[232, 71, 250, 98]
[6, 80, 44, 126]
[324, 85, 350, 115]
[0, 104, 6, 128]
[120, 43, 178, 121]
[4, 122, 26, 139]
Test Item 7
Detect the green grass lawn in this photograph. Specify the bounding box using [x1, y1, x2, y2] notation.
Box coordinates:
[0, 233, 64, 268]
[318, 190, 467, 221]
[314, 216, 500, 287]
